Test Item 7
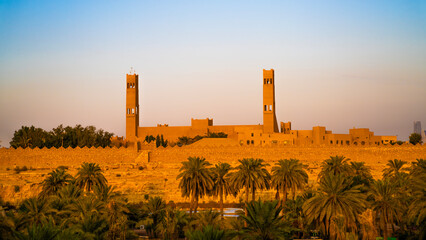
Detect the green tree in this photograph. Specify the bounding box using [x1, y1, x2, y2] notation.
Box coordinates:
[40, 168, 73, 198]
[145, 196, 166, 238]
[409, 133, 422, 145]
[156, 135, 161, 148]
[177, 157, 214, 214]
[271, 159, 308, 206]
[185, 225, 226, 240]
[93, 185, 128, 240]
[190, 209, 221, 230]
[382, 159, 408, 184]
[75, 162, 107, 192]
[319, 155, 351, 178]
[74, 212, 108, 240]
[303, 174, 367, 239]
[369, 179, 401, 240]
[240, 199, 293, 240]
[230, 158, 270, 204]
[156, 208, 189, 240]
[19, 197, 52, 226]
[16, 218, 59, 240]
[349, 161, 373, 182]
[211, 162, 234, 218]
[406, 159, 426, 238]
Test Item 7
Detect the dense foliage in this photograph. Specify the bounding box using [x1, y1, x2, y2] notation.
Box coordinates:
[1, 157, 425, 239]
[9, 125, 114, 149]
[409, 132, 423, 145]
[176, 132, 228, 146]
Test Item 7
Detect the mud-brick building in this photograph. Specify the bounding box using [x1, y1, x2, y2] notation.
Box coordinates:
[125, 69, 396, 146]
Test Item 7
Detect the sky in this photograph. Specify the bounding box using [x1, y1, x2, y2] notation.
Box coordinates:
[0, 0, 425, 147]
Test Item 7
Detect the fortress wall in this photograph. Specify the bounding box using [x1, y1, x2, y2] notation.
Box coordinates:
[0, 145, 425, 204]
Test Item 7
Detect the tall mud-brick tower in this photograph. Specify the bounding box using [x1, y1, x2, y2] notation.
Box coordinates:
[126, 73, 139, 141]
[263, 69, 278, 133]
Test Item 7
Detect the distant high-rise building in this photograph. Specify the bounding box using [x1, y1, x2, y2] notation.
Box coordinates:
[414, 121, 422, 135]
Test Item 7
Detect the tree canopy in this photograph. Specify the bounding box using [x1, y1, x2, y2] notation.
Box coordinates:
[10, 125, 114, 149]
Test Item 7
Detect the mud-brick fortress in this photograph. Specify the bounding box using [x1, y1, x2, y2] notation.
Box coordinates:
[125, 69, 396, 147]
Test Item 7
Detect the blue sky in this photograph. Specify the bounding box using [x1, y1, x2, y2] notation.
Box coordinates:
[0, 0, 425, 146]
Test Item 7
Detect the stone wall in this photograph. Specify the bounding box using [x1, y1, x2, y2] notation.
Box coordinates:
[0, 145, 425, 204]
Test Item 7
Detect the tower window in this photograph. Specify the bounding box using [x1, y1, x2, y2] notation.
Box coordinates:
[131, 108, 135, 114]
[269, 105, 272, 111]
[264, 105, 267, 111]
[264, 79, 266, 84]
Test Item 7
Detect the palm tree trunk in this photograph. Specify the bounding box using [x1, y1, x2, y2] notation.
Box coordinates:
[220, 188, 224, 219]
[245, 185, 249, 204]
[282, 185, 287, 207]
[194, 195, 199, 214]
[189, 193, 193, 215]
[252, 182, 256, 201]
[383, 218, 388, 240]
[275, 187, 280, 200]
[245, 184, 249, 227]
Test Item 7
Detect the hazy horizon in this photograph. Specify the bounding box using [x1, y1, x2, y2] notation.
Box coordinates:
[1, 0, 425, 147]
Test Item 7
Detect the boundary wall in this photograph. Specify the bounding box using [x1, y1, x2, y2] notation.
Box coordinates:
[0, 145, 425, 203]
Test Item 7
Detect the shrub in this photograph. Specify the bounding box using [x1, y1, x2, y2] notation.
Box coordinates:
[6, 167, 10, 171]
[116, 174, 121, 177]
[57, 165, 69, 170]
[14, 166, 29, 174]
[138, 166, 144, 170]
[14, 185, 20, 192]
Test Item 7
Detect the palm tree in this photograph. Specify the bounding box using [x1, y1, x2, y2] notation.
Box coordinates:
[19, 197, 53, 226]
[230, 158, 270, 204]
[407, 159, 426, 238]
[191, 209, 222, 230]
[211, 162, 234, 218]
[240, 199, 293, 240]
[71, 195, 105, 218]
[74, 212, 108, 240]
[271, 159, 308, 206]
[249, 159, 271, 201]
[303, 173, 367, 238]
[177, 156, 214, 214]
[93, 185, 128, 239]
[319, 155, 351, 178]
[156, 208, 189, 240]
[349, 161, 373, 181]
[16, 218, 59, 240]
[369, 179, 401, 240]
[57, 183, 82, 204]
[185, 225, 226, 240]
[383, 159, 408, 180]
[40, 168, 73, 198]
[145, 196, 166, 237]
[75, 162, 107, 192]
